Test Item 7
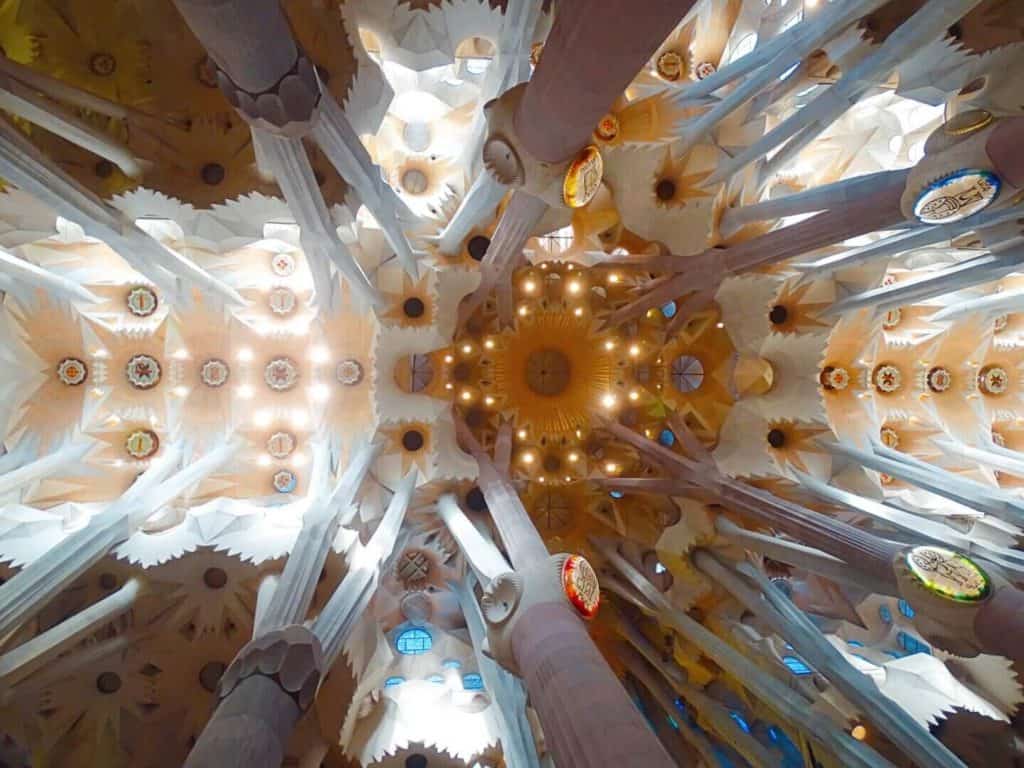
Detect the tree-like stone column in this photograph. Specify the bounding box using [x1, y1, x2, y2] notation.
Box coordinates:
[183, 625, 322, 768]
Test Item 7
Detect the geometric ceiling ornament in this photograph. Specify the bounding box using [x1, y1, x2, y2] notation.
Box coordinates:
[272, 468, 297, 494]
[336, 359, 363, 386]
[199, 358, 230, 388]
[56, 357, 88, 386]
[978, 365, 1009, 396]
[126, 285, 159, 317]
[268, 286, 297, 316]
[872, 363, 902, 394]
[125, 354, 162, 389]
[125, 429, 160, 459]
[270, 252, 296, 277]
[266, 431, 296, 459]
[264, 357, 299, 391]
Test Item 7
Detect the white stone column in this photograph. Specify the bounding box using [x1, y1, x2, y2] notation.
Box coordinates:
[0, 577, 144, 687]
[437, 172, 508, 257]
[312, 469, 417, 667]
[706, 0, 986, 185]
[436, 494, 510, 582]
[312, 93, 419, 278]
[0, 440, 94, 500]
[257, 439, 380, 633]
[0, 438, 239, 639]
[0, 246, 100, 304]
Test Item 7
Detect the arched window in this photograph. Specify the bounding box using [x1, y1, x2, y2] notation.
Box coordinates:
[897, 599, 915, 618]
[441, 659, 462, 670]
[462, 673, 484, 690]
[847, 640, 864, 648]
[658, 428, 676, 447]
[396, 628, 433, 655]
[384, 676, 405, 687]
[878, 604, 892, 624]
[661, 301, 677, 319]
[609, 490, 625, 499]
[427, 674, 445, 684]
[782, 655, 811, 676]
[729, 711, 751, 734]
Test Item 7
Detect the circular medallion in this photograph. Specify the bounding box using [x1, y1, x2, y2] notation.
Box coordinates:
[268, 287, 297, 316]
[562, 555, 600, 620]
[905, 546, 990, 602]
[266, 431, 296, 459]
[126, 286, 158, 317]
[882, 307, 902, 330]
[264, 357, 299, 391]
[525, 349, 571, 396]
[57, 357, 88, 386]
[880, 426, 900, 450]
[992, 429, 1006, 447]
[200, 358, 230, 388]
[125, 429, 159, 460]
[272, 469, 297, 494]
[337, 359, 363, 386]
[126, 354, 162, 390]
[656, 50, 683, 81]
[562, 145, 603, 209]
[993, 313, 1008, 333]
[943, 109, 993, 137]
[819, 365, 849, 391]
[695, 61, 716, 80]
[595, 114, 619, 142]
[913, 168, 1001, 224]
[978, 365, 1009, 395]
[927, 366, 952, 393]
[872, 363, 902, 394]
[270, 252, 296, 277]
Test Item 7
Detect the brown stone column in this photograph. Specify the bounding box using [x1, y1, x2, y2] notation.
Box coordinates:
[510, 601, 676, 768]
[986, 116, 1024, 189]
[973, 585, 1024, 663]
[184, 626, 322, 768]
[515, 0, 696, 163]
[171, 0, 298, 93]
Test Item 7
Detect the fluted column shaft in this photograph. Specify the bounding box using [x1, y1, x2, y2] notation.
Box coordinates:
[510, 601, 675, 768]
[515, 0, 697, 163]
[170, 0, 297, 93]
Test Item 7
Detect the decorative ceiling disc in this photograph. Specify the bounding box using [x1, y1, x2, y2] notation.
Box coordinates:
[272, 469, 297, 494]
[125, 429, 159, 459]
[126, 286, 158, 317]
[57, 357, 88, 386]
[562, 554, 600, 620]
[200, 358, 230, 388]
[126, 354, 162, 389]
[266, 431, 296, 459]
[264, 357, 299, 391]
[656, 50, 683, 81]
[905, 546, 990, 602]
[872, 363, 902, 394]
[913, 168, 1000, 224]
[268, 286, 297, 316]
[270, 252, 296, 277]
[695, 61, 716, 80]
[926, 365, 952, 393]
[562, 145, 603, 209]
[978, 365, 1009, 395]
[337, 359, 363, 386]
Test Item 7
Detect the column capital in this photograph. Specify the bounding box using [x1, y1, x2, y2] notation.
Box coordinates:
[217, 51, 321, 137]
[217, 624, 323, 712]
[479, 552, 600, 674]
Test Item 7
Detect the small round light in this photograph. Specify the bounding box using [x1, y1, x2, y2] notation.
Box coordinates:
[237, 347, 253, 362]
[605, 461, 618, 473]
[574, 307, 584, 317]
[601, 393, 617, 409]
[484, 339, 495, 349]
[568, 452, 579, 463]
[522, 452, 535, 465]
[629, 344, 641, 357]
[462, 344, 473, 355]
[484, 396, 495, 406]
[567, 281, 582, 294]
[604, 340, 615, 351]
[629, 390, 640, 401]
[851, 725, 866, 741]
[517, 429, 528, 439]
[608, 273, 620, 284]
[716, 322, 725, 329]
[444, 354, 454, 363]
[461, 390, 473, 401]
[518, 305, 529, 316]
[523, 279, 536, 293]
